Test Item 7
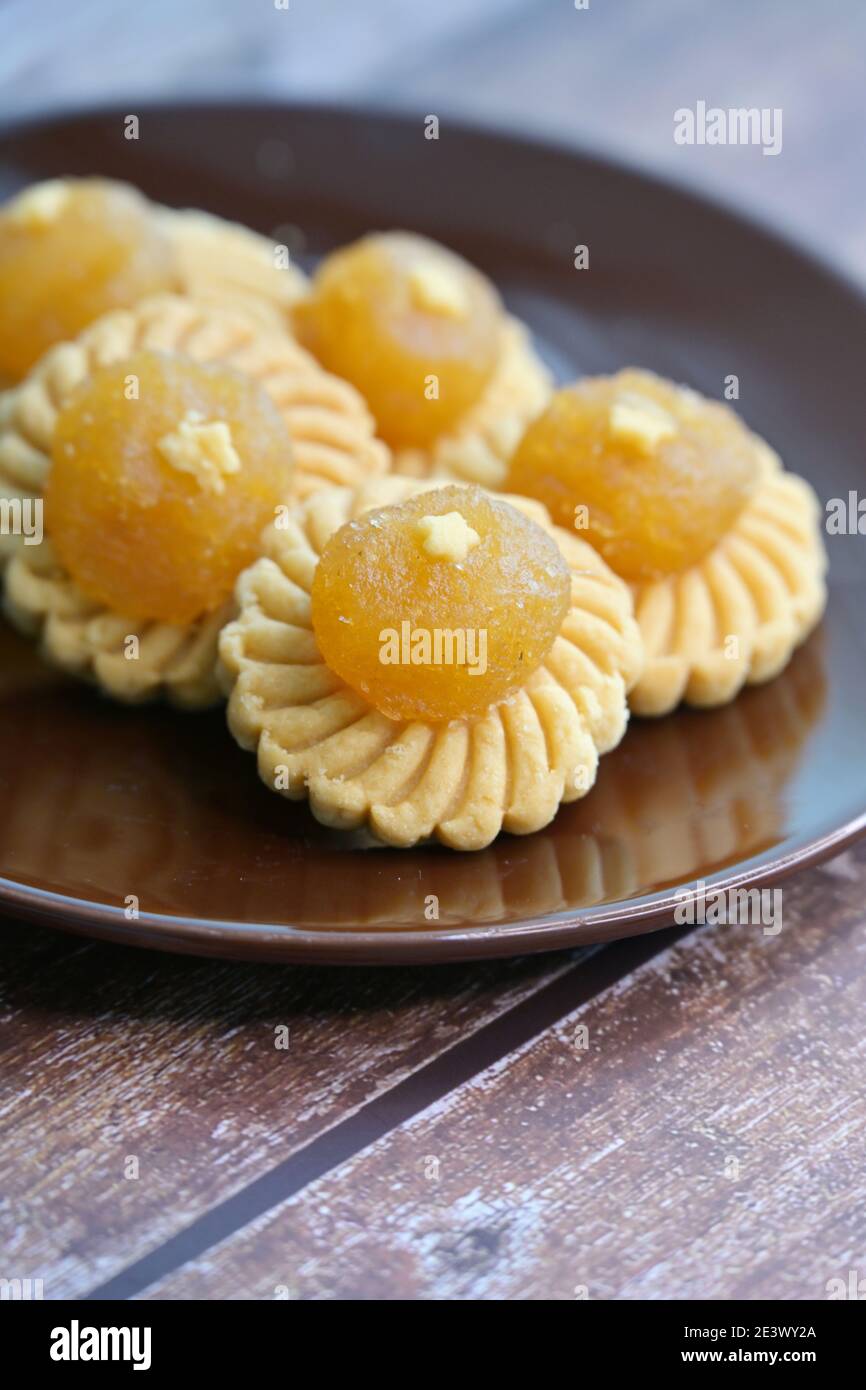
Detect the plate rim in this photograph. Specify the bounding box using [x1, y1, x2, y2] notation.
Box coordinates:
[4, 94, 866, 318]
[3, 812, 865, 964]
[1, 98, 865, 963]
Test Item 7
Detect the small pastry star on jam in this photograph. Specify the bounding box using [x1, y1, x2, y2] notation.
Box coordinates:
[0, 295, 389, 705]
[295, 231, 552, 486]
[310, 485, 571, 723]
[0, 179, 175, 380]
[218, 477, 643, 850]
[0, 177, 309, 382]
[505, 368, 827, 715]
[46, 350, 294, 627]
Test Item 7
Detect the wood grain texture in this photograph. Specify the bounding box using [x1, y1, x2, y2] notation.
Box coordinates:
[0, 925, 577, 1297]
[141, 843, 866, 1300]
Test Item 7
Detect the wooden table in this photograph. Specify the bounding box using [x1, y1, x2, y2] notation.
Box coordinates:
[2, 0, 865, 1301]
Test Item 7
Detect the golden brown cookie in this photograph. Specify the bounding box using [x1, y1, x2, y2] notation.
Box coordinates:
[0, 295, 389, 706]
[218, 476, 643, 850]
[293, 231, 551, 486]
[0, 177, 310, 382]
[504, 370, 827, 716]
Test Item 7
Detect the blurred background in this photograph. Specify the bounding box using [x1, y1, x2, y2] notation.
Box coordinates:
[1, 0, 864, 276]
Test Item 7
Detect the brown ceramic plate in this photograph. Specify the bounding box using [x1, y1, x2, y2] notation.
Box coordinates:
[1, 102, 865, 964]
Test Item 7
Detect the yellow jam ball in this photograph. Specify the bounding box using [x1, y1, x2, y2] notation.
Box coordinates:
[311, 484, 571, 722]
[296, 232, 503, 449]
[506, 369, 760, 583]
[46, 350, 295, 625]
[0, 178, 175, 380]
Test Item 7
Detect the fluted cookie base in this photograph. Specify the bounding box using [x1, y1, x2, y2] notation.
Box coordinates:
[159, 208, 309, 332]
[219, 477, 643, 850]
[0, 295, 390, 705]
[630, 452, 827, 716]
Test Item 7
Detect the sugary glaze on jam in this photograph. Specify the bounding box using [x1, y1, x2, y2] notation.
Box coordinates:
[46, 349, 294, 625]
[507, 369, 760, 583]
[310, 483, 571, 721]
[295, 232, 503, 450]
[0, 179, 175, 379]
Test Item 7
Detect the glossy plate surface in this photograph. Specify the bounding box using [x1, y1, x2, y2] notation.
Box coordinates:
[1, 103, 864, 963]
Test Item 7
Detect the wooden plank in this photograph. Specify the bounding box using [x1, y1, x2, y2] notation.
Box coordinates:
[142, 843, 866, 1300]
[0, 922, 578, 1297]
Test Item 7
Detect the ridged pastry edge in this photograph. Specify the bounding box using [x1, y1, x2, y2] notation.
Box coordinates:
[0, 294, 390, 705]
[630, 454, 827, 716]
[159, 207, 309, 331]
[218, 477, 644, 850]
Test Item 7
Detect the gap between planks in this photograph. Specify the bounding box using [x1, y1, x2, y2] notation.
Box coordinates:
[85, 924, 688, 1299]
